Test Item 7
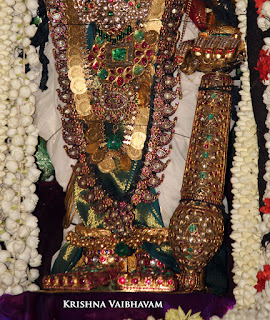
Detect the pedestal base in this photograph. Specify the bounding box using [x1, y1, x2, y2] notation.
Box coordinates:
[177, 269, 205, 292]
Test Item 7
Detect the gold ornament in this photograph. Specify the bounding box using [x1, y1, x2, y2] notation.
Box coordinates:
[70, 77, 87, 95]
[130, 131, 147, 150]
[97, 156, 116, 173]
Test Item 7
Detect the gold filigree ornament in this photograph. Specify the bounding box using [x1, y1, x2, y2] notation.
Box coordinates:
[178, 26, 245, 75]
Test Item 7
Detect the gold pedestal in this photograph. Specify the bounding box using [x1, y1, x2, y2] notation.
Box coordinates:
[177, 269, 205, 292]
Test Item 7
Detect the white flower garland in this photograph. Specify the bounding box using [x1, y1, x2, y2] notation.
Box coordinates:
[0, 0, 41, 295]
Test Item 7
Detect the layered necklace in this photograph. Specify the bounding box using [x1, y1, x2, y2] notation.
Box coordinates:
[45, 0, 190, 237]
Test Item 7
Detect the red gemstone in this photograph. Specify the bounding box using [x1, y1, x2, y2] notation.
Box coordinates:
[146, 50, 153, 56]
[117, 77, 124, 85]
[134, 58, 139, 63]
[157, 279, 163, 285]
[93, 62, 99, 70]
[79, 278, 85, 285]
[129, 1, 133, 5]
[119, 277, 126, 284]
[126, 74, 132, 79]
[135, 43, 139, 48]
[88, 54, 94, 61]
[168, 279, 173, 285]
[141, 57, 147, 65]
[110, 69, 115, 74]
[136, 51, 143, 56]
[132, 278, 138, 284]
[59, 277, 64, 286]
[100, 256, 106, 263]
[92, 46, 98, 53]
[141, 41, 147, 48]
[126, 67, 131, 72]
[145, 278, 151, 285]
[67, 277, 74, 286]
[98, 54, 105, 60]
[109, 76, 115, 81]
[117, 67, 124, 74]
[127, 37, 131, 41]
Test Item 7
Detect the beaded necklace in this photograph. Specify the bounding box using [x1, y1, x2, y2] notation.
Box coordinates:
[45, 0, 189, 237]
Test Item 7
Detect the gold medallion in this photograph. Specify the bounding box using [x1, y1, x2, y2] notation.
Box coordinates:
[145, 30, 159, 45]
[85, 124, 103, 143]
[120, 154, 132, 172]
[68, 56, 82, 68]
[86, 142, 100, 154]
[89, 148, 106, 164]
[70, 77, 87, 95]
[98, 157, 115, 173]
[68, 65, 85, 81]
[130, 131, 147, 150]
[126, 146, 143, 160]
[67, 47, 81, 58]
[76, 100, 92, 116]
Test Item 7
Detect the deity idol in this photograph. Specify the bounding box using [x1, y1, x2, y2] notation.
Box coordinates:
[39, 0, 244, 292]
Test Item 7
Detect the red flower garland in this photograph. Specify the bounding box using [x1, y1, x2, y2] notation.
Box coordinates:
[256, 49, 270, 83]
[255, 265, 270, 292]
[254, 0, 268, 13]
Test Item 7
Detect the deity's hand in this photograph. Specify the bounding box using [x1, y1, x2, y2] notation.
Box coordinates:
[175, 26, 245, 75]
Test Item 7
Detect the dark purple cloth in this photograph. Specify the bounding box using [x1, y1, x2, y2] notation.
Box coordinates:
[0, 292, 235, 320]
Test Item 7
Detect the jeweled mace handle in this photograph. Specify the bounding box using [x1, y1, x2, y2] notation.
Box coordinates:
[169, 72, 232, 292]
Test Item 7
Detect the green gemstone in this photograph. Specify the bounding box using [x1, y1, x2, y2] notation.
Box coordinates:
[203, 152, 208, 158]
[189, 224, 196, 233]
[98, 69, 108, 80]
[134, 30, 145, 41]
[188, 248, 193, 252]
[206, 134, 211, 140]
[95, 36, 105, 45]
[197, 189, 201, 194]
[196, 201, 200, 205]
[107, 134, 122, 150]
[211, 93, 217, 99]
[108, 11, 114, 16]
[200, 172, 206, 179]
[112, 48, 127, 61]
[137, 4, 141, 8]
[133, 64, 144, 75]
[187, 254, 192, 259]
[115, 242, 130, 257]
[208, 114, 214, 120]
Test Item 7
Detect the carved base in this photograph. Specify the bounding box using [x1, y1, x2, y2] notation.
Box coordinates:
[177, 269, 205, 292]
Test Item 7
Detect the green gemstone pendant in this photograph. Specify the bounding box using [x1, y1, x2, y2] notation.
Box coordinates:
[107, 134, 122, 150]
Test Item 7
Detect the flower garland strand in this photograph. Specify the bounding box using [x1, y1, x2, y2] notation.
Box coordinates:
[210, 0, 265, 318]
[0, 0, 41, 294]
